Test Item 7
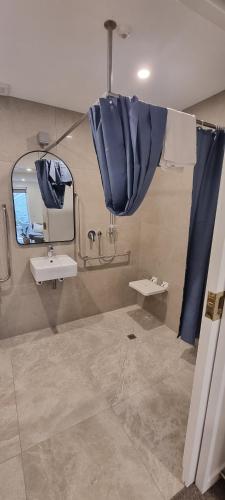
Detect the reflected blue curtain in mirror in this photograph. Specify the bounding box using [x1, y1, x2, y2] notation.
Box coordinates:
[35, 160, 72, 209]
[179, 128, 225, 345]
[89, 96, 167, 215]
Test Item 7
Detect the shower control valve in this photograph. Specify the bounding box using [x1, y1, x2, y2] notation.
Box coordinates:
[87, 230, 96, 250]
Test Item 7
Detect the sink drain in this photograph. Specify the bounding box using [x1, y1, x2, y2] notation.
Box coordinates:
[127, 333, 137, 340]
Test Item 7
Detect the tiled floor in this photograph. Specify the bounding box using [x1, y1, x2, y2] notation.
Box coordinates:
[0, 305, 196, 500]
[171, 480, 225, 499]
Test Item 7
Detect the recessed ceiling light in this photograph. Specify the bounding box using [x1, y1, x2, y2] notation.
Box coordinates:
[66, 135, 72, 139]
[26, 168, 32, 172]
[21, 178, 26, 182]
[137, 68, 151, 80]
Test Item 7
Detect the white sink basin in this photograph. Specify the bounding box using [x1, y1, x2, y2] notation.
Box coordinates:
[30, 255, 77, 283]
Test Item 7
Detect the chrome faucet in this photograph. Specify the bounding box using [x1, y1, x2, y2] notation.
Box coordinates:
[48, 245, 54, 258]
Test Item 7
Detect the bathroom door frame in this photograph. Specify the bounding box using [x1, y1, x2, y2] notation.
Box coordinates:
[195, 292, 225, 493]
[182, 153, 225, 489]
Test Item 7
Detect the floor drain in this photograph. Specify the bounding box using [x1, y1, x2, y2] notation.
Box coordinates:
[127, 333, 137, 340]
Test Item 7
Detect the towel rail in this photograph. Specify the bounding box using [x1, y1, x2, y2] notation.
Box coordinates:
[0, 204, 11, 283]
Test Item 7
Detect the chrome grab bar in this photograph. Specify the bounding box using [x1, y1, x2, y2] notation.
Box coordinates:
[0, 204, 11, 283]
[75, 192, 130, 269]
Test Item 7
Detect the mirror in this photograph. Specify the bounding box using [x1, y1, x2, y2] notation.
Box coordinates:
[11, 151, 75, 245]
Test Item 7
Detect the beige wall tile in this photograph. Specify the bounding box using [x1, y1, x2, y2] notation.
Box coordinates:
[139, 221, 189, 287]
[0, 263, 138, 339]
[2, 91, 222, 339]
[137, 167, 193, 333]
[0, 97, 55, 163]
[55, 107, 82, 137]
[0, 96, 139, 339]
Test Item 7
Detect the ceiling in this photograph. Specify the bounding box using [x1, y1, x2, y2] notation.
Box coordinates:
[1, 0, 225, 112]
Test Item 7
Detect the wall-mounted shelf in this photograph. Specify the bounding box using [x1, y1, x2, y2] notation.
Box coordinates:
[129, 278, 168, 297]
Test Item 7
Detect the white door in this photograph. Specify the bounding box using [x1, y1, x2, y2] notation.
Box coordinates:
[196, 296, 225, 493]
[183, 153, 225, 490]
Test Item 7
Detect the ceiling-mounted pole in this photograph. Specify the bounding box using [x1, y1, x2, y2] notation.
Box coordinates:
[104, 19, 117, 94]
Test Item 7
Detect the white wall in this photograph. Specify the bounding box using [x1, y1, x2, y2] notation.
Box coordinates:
[45, 186, 74, 241]
[26, 181, 43, 223]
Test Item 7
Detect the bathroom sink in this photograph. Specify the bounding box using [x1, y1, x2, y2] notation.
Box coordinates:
[30, 255, 77, 283]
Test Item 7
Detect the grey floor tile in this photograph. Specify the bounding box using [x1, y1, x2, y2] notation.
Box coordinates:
[9, 307, 168, 454]
[56, 308, 127, 334]
[0, 456, 26, 500]
[0, 306, 195, 500]
[79, 333, 178, 406]
[57, 304, 161, 338]
[171, 480, 225, 499]
[11, 341, 109, 451]
[104, 305, 162, 340]
[0, 352, 20, 464]
[137, 324, 194, 362]
[10, 323, 122, 369]
[56, 323, 123, 358]
[113, 379, 191, 500]
[0, 326, 55, 352]
[22, 408, 163, 500]
[76, 313, 195, 408]
[165, 360, 195, 398]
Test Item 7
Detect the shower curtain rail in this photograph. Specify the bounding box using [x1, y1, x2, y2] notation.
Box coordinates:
[40, 113, 87, 159]
[41, 110, 219, 159]
[196, 119, 217, 129]
[40, 18, 220, 158]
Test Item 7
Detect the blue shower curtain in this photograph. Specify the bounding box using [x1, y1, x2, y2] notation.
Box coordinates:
[179, 128, 225, 345]
[89, 95, 167, 215]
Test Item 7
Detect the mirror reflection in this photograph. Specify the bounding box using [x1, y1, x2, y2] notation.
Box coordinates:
[11, 151, 75, 245]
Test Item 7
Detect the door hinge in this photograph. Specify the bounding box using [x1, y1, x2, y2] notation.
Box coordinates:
[205, 291, 225, 321]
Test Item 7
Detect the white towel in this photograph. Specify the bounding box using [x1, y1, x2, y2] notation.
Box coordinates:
[160, 108, 196, 171]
